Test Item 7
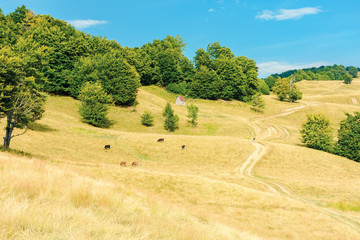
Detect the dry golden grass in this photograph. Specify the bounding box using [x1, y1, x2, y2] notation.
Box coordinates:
[1, 78, 360, 239]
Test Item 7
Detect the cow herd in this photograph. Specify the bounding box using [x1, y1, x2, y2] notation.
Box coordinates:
[104, 138, 186, 167]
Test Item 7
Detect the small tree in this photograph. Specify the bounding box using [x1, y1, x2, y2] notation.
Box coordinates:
[141, 111, 154, 127]
[163, 103, 179, 132]
[187, 104, 199, 127]
[250, 94, 265, 112]
[343, 73, 352, 84]
[273, 77, 302, 102]
[289, 85, 303, 102]
[273, 77, 290, 101]
[79, 82, 112, 128]
[300, 113, 334, 152]
[334, 112, 360, 162]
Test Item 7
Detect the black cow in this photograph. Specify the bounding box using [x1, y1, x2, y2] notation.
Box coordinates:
[104, 145, 111, 149]
[157, 138, 164, 142]
[181, 145, 186, 150]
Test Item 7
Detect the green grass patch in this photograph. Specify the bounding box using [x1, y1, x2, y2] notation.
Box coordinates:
[327, 201, 360, 212]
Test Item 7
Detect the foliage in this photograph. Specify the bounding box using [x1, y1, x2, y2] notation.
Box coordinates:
[334, 112, 360, 162]
[187, 104, 199, 127]
[259, 78, 270, 95]
[166, 82, 190, 96]
[300, 113, 334, 152]
[343, 73, 352, 84]
[78, 82, 112, 128]
[250, 94, 265, 112]
[0, 44, 46, 148]
[346, 66, 358, 78]
[190, 42, 260, 101]
[288, 84, 303, 102]
[264, 76, 277, 91]
[273, 77, 302, 102]
[269, 64, 355, 83]
[70, 52, 141, 106]
[138, 35, 191, 86]
[163, 103, 179, 132]
[141, 111, 154, 127]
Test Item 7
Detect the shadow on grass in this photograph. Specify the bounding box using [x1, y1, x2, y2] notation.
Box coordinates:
[28, 122, 58, 132]
[0, 146, 33, 158]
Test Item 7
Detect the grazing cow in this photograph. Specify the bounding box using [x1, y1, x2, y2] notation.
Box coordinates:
[104, 145, 111, 149]
[252, 138, 256, 141]
[181, 145, 186, 150]
[120, 161, 127, 166]
[132, 161, 139, 166]
[157, 138, 164, 142]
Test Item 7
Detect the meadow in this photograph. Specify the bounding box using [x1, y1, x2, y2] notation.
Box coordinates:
[1, 78, 360, 239]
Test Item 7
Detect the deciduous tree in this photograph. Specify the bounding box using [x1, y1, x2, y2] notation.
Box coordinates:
[300, 113, 334, 152]
[334, 112, 360, 162]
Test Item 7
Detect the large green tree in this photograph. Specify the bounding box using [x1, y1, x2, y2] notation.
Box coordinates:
[69, 51, 141, 106]
[334, 112, 360, 162]
[191, 42, 260, 101]
[300, 113, 334, 152]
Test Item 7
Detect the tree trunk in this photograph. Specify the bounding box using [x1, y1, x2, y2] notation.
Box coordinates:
[3, 111, 14, 148]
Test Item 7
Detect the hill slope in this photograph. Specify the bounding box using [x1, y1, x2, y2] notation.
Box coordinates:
[1, 78, 360, 239]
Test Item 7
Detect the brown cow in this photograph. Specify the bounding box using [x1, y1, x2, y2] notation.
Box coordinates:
[120, 161, 127, 166]
[157, 138, 164, 142]
[132, 161, 139, 166]
[181, 145, 186, 150]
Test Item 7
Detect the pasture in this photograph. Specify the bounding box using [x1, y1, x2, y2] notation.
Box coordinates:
[1, 78, 360, 239]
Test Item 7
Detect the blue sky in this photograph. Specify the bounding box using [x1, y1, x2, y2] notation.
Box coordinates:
[2, 0, 359, 78]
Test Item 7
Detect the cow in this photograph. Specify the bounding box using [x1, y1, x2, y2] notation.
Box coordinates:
[132, 161, 139, 166]
[181, 145, 186, 150]
[120, 161, 127, 166]
[157, 138, 164, 142]
[252, 138, 256, 141]
[104, 145, 111, 149]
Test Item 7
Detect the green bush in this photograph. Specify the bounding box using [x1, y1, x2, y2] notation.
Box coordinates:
[300, 113, 334, 152]
[141, 111, 154, 127]
[79, 82, 112, 128]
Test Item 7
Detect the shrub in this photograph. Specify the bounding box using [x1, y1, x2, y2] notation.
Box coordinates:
[300, 113, 334, 152]
[79, 82, 112, 128]
[141, 111, 154, 127]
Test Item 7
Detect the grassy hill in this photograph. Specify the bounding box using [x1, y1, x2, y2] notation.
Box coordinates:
[1, 78, 360, 239]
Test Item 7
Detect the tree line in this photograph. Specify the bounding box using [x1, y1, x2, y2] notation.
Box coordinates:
[1, 5, 262, 104]
[265, 65, 358, 90]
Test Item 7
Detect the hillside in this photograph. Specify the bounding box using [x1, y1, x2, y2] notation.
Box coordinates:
[1, 78, 360, 239]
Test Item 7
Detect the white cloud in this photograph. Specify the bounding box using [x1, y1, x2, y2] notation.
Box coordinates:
[67, 19, 108, 29]
[208, 8, 215, 12]
[258, 61, 330, 78]
[256, 7, 322, 21]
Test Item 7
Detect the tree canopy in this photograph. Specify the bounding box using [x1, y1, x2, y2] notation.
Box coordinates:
[265, 65, 357, 87]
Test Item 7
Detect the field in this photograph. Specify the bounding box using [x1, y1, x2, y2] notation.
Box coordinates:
[1, 78, 360, 239]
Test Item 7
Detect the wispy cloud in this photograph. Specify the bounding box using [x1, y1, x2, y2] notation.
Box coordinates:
[208, 8, 215, 12]
[256, 7, 322, 21]
[67, 19, 108, 29]
[258, 61, 330, 78]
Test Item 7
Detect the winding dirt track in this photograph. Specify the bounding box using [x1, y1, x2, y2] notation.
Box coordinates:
[238, 99, 360, 232]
